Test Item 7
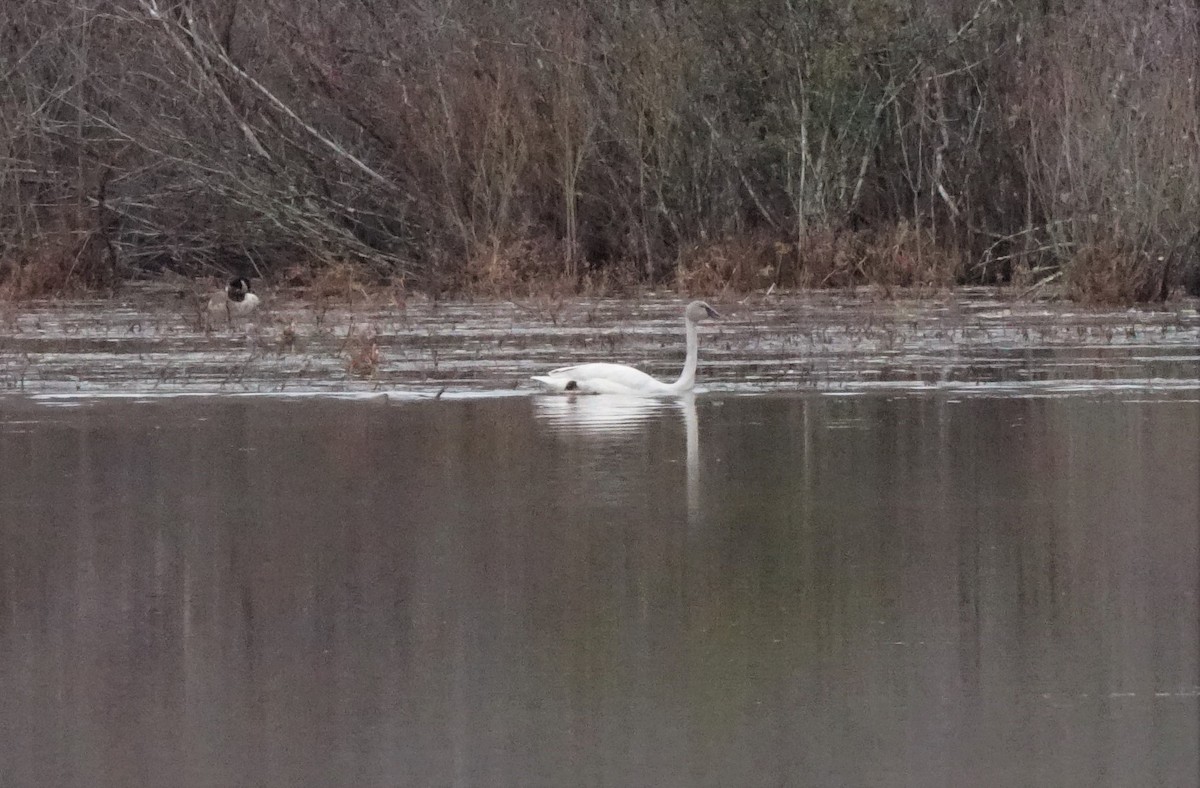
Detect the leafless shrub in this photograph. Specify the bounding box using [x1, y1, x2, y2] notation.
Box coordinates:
[1015, 0, 1200, 299]
[0, 208, 115, 298]
[0, 0, 1196, 300]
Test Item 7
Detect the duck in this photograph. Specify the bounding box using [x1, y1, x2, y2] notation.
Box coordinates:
[532, 300, 721, 395]
[207, 277, 261, 321]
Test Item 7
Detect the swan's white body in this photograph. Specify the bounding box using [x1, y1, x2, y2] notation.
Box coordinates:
[532, 301, 720, 396]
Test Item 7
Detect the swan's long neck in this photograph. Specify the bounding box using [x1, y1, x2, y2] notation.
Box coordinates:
[669, 318, 700, 392]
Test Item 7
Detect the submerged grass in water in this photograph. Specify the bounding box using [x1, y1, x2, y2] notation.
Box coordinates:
[0, 285, 1198, 398]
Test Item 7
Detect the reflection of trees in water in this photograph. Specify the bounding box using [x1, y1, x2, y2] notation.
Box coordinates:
[1, 395, 1197, 784]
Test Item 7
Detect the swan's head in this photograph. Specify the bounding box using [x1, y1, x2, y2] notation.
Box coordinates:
[685, 300, 721, 324]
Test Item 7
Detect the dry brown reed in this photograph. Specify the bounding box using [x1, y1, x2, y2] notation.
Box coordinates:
[343, 322, 382, 379]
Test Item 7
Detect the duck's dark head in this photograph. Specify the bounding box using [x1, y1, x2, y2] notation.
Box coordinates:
[226, 277, 252, 303]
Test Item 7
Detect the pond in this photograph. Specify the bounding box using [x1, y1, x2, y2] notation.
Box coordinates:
[0, 290, 1197, 786]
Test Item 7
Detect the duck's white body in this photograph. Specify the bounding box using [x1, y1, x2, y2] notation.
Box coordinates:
[207, 277, 260, 320]
[532, 301, 720, 396]
[227, 292, 260, 316]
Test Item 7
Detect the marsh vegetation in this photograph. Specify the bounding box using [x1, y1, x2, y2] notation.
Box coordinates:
[2, 0, 1199, 302]
[1, 287, 1197, 396]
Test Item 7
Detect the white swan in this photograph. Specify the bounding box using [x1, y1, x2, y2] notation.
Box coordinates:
[532, 300, 721, 395]
[207, 277, 261, 320]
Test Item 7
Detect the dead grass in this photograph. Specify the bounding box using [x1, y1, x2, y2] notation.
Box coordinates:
[1063, 243, 1173, 305]
[278, 322, 298, 352]
[0, 223, 116, 300]
[674, 233, 782, 294]
[290, 261, 375, 302]
[344, 326, 382, 378]
[675, 224, 964, 294]
[459, 235, 585, 299]
[7, 223, 1189, 306]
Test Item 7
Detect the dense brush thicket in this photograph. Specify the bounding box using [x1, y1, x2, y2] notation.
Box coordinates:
[2, 0, 1198, 300]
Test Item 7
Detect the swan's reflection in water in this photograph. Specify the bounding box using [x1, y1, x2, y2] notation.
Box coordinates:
[533, 393, 702, 522]
[680, 395, 700, 522]
[533, 393, 671, 435]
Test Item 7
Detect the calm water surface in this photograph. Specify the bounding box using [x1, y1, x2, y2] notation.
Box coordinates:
[1, 391, 1196, 787]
